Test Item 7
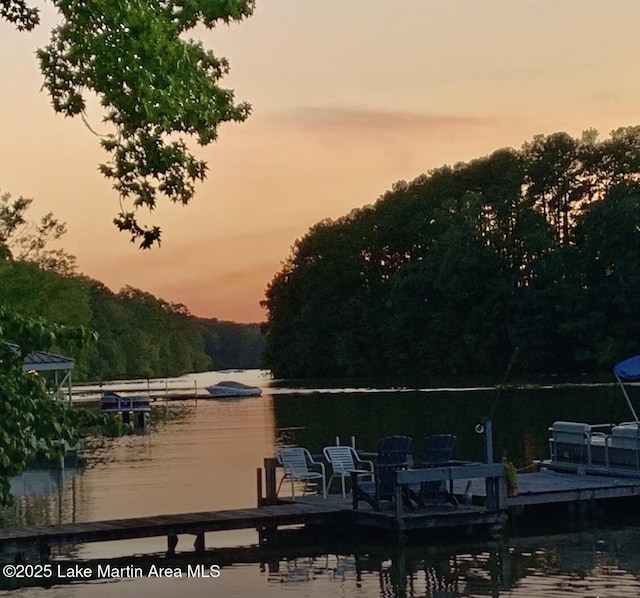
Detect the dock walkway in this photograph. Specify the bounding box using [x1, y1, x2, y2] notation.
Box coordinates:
[458, 469, 640, 506]
[4, 468, 640, 560]
[511, 468, 640, 505]
[0, 502, 345, 557]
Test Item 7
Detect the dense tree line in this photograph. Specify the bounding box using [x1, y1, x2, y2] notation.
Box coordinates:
[0, 261, 264, 380]
[262, 127, 640, 379]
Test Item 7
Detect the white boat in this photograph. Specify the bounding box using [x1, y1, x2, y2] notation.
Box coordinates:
[544, 355, 640, 476]
[205, 381, 262, 398]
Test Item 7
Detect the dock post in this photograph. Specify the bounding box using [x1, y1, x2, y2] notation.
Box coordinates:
[258, 525, 276, 547]
[264, 457, 278, 505]
[37, 542, 50, 563]
[351, 471, 360, 509]
[394, 477, 403, 521]
[483, 419, 497, 509]
[486, 473, 505, 511]
[194, 532, 205, 553]
[483, 418, 494, 464]
[257, 468, 263, 507]
[167, 534, 179, 557]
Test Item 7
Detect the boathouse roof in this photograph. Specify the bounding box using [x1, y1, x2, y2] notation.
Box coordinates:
[6, 342, 75, 371]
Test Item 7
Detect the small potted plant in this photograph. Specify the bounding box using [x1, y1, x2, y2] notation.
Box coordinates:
[502, 457, 518, 497]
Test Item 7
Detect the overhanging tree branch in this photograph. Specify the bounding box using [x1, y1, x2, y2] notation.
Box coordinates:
[2, 0, 254, 247]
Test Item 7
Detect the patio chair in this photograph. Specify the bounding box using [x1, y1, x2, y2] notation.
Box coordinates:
[419, 434, 458, 506]
[276, 447, 327, 499]
[323, 445, 374, 497]
[422, 434, 457, 466]
[352, 435, 416, 511]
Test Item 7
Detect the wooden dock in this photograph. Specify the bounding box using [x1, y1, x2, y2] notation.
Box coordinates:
[510, 468, 640, 505]
[457, 468, 640, 506]
[4, 464, 640, 561]
[0, 502, 346, 558]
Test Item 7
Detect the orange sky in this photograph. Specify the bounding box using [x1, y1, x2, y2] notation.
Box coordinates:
[2, 1, 640, 322]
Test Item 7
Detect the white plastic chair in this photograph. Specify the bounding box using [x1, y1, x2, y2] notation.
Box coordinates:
[276, 447, 327, 498]
[323, 446, 374, 497]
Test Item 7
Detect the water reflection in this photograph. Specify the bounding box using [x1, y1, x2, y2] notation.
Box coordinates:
[5, 532, 640, 597]
[3, 468, 80, 529]
[4, 372, 640, 597]
[259, 532, 640, 597]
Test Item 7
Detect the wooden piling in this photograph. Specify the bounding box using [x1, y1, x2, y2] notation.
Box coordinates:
[264, 457, 278, 505]
[194, 532, 205, 553]
[167, 534, 179, 557]
[256, 468, 263, 507]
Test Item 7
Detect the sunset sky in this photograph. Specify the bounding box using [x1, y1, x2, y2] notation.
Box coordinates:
[2, 1, 640, 322]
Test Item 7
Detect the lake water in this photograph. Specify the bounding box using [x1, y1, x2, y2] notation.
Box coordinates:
[3, 370, 640, 597]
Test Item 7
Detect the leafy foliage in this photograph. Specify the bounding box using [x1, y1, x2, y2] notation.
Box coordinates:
[2, 0, 254, 247]
[0, 0, 38, 31]
[262, 127, 640, 379]
[0, 190, 76, 274]
[0, 305, 98, 505]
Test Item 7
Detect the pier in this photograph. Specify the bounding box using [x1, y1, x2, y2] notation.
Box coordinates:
[0, 502, 345, 560]
[4, 461, 640, 562]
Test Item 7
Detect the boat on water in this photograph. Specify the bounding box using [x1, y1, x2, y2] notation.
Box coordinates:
[205, 381, 262, 398]
[544, 355, 640, 476]
[100, 391, 151, 413]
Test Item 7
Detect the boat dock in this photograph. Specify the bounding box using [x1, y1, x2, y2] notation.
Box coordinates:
[0, 502, 344, 560]
[4, 464, 640, 561]
[509, 468, 640, 505]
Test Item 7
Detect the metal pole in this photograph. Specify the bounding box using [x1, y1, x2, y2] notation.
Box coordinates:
[483, 418, 494, 464]
[615, 373, 639, 422]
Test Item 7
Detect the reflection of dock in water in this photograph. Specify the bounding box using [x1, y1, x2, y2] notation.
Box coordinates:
[9, 468, 79, 498]
[5, 531, 640, 596]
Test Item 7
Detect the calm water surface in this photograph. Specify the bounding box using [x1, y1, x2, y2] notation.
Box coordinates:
[3, 370, 640, 597]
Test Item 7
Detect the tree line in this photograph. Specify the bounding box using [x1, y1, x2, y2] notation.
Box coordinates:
[0, 260, 263, 381]
[262, 127, 640, 379]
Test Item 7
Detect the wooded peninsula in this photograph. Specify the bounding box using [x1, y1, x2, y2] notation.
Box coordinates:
[262, 127, 640, 380]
